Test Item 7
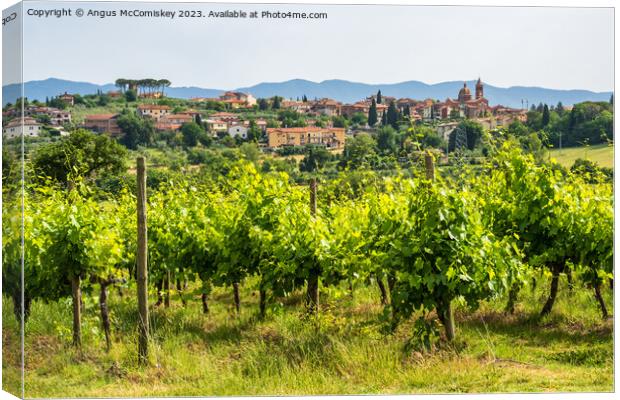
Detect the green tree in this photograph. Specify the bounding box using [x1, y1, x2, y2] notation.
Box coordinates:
[300, 145, 333, 172]
[542, 104, 550, 126]
[342, 133, 378, 169]
[386, 101, 399, 129]
[34, 114, 51, 125]
[31, 130, 127, 183]
[48, 97, 67, 110]
[125, 89, 137, 102]
[238, 142, 261, 164]
[507, 120, 529, 137]
[181, 122, 204, 147]
[421, 131, 446, 150]
[246, 120, 262, 142]
[458, 120, 484, 150]
[15, 97, 29, 109]
[332, 115, 348, 128]
[519, 132, 545, 161]
[98, 94, 111, 106]
[351, 112, 367, 126]
[368, 98, 378, 127]
[376, 90, 382, 104]
[117, 112, 155, 149]
[376, 126, 399, 155]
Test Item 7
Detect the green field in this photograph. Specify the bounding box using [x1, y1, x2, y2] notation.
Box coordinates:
[3, 276, 613, 397]
[547, 144, 614, 169]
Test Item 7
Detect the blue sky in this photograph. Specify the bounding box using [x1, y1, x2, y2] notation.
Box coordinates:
[7, 1, 615, 91]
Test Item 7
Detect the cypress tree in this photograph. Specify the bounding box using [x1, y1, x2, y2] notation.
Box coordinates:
[377, 90, 382, 104]
[556, 101, 564, 116]
[381, 110, 387, 126]
[403, 105, 411, 117]
[302, 94, 308, 102]
[368, 98, 378, 126]
[387, 101, 399, 129]
[542, 104, 550, 126]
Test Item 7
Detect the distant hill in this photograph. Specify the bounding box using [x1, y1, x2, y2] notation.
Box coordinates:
[3, 78, 117, 106]
[1, 78, 224, 106]
[2, 77, 612, 109]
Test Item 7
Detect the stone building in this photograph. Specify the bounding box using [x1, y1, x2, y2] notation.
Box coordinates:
[433, 78, 490, 119]
[267, 127, 345, 149]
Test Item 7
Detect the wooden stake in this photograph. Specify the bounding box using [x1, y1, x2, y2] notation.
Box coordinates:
[71, 276, 82, 347]
[425, 152, 435, 181]
[136, 157, 149, 364]
[309, 178, 317, 214]
[164, 271, 170, 308]
[306, 178, 319, 314]
[67, 181, 82, 348]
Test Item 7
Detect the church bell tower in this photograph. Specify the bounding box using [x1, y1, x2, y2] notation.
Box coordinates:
[475, 77, 484, 99]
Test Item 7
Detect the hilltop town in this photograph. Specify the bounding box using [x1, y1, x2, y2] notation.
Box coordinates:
[3, 77, 612, 180]
[2, 78, 527, 145]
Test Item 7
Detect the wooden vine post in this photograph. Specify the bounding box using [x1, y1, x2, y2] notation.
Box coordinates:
[424, 152, 435, 181]
[66, 180, 82, 348]
[425, 152, 455, 341]
[306, 178, 320, 314]
[71, 276, 82, 347]
[136, 157, 150, 364]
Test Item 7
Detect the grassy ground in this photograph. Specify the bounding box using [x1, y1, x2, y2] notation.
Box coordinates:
[547, 144, 614, 169]
[3, 275, 613, 397]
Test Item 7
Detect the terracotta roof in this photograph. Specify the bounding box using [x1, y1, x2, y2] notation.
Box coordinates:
[5, 117, 40, 128]
[223, 91, 247, 96]
[313, 98, 341, 106]
[180, 109, 200, 115]
[155, 123, 183, 131]
[349, 102, 369, 108]
[163, 114, 193, 120]
[267, 127, 345, 134]
[221, 99, 246, 104]
[137, 104, 171, 110]
[85, 114, 118, 121]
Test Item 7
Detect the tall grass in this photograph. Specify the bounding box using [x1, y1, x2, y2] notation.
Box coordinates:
[3, 275, 613, 397]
